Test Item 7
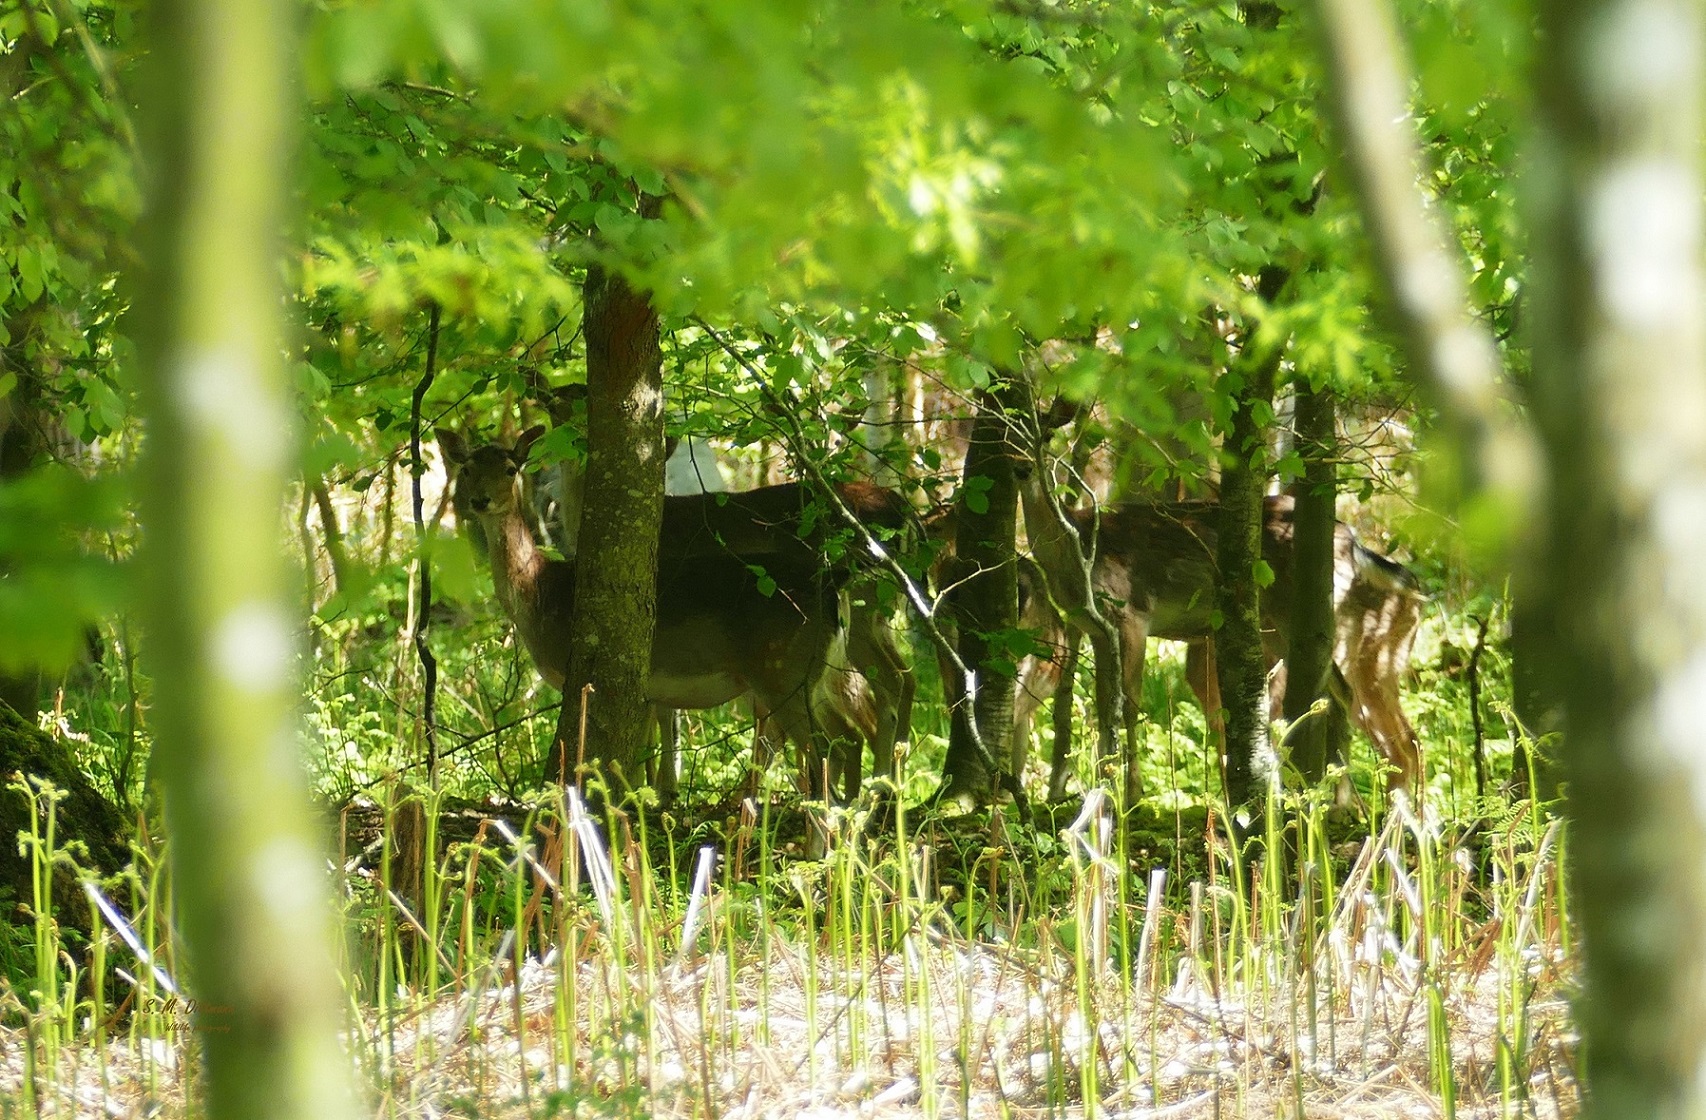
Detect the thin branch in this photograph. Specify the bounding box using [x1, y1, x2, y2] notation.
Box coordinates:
[410, 303, 443, 782]
[1306, 0, 1540, 522]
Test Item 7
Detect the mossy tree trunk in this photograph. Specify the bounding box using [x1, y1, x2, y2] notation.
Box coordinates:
[1530, 0, 1706, 1114]
[129, 0, 358, 1116]
[939, 378, 1022, 801]
[1283, 380, 1337, 782]
[555, 217, 666, 793]
[0, 699, 129, 931]
[1215, 267, 1288, 808]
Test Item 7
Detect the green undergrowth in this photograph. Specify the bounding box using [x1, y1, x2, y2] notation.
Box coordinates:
[0, 545, 1570, 1117]
[1, 755, 1572, 1118]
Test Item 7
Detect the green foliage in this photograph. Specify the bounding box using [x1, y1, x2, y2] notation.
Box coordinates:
[5, 0, 1533, 820]
[0, 468, 129, 673]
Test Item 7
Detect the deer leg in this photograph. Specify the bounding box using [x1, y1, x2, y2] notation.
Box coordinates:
[1011, 635, 1064, 778]
[1066, 606, 1134, 803]
[1350, 662, 1422, 793]
[815, 658, 875, 800]
[753, 616, 843, 801]
[759, 686, 830, 800]
[845, 591, 912, 787]
[1342, 599, 1424, 794]
[1187, 637, 1226, 783]
[741, 696, 786, 799]
[1047, 630, 1081, 800]
[651, 704, 680, 804]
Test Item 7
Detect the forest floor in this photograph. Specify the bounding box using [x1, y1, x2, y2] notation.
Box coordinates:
[0, 892, 1579, 1119]
[2, 774, 1575, 1118]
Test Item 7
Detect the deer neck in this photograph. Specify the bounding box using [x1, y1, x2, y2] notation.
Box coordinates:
[484, 506, 548, 619]
[1018, 474, 1077, 576]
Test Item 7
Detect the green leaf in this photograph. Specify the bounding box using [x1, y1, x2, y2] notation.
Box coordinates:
[432, 529, 481, 604]
[960, 474, 994, 515]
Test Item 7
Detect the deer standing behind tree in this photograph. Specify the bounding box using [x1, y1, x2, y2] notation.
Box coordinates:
[531, 381, 917, 797]
[1015, 494, 1424, 798]
[438, 426, 914, 797]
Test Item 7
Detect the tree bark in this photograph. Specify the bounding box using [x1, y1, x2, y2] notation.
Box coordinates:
[309, 479, 352, 599]
[1215, 268, 1287, 808]
[939, 379, 1022, 801]
[1508, 588, 1562, 801]
[129, 0, 358, 1115]
[1283, 380, 1336, 782]
[1047, 632, 1080, 800]
[555, 237, 665, 793]
[0, 699, 130, 932]
[1529, 1, 1706, 1115]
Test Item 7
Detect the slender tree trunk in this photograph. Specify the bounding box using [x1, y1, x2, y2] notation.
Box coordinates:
[309, 479, 351, 598]
[1284, 380, 1336, 782]
[129, 0, 357, 1115]
[555, 234, 665, 792]
[1529, 1, 1706, 1115]
[1507, 588, 1561, 800]
[1216, 269, 1287, 808]
[940, 379, 1022, 800]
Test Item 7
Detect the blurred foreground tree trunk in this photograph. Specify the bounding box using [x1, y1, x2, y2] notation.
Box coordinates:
[554, 211, 666, 792]
[130, 0, 358, 1117]
[1310, 0, 1706, 1112]
[0, 366, 50, 715]
[1529, 0, 1706, 1114]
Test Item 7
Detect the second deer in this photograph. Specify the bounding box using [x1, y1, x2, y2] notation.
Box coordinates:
[1016, 494, 1425, 797]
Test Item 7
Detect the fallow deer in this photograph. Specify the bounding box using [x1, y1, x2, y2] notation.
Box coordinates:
[529, 380, 918, 795]
[1015, 494, 1425, 794]
[440, 427, 915, 796]
[548, 429, 917, 798]
[440, 427, 850, 791]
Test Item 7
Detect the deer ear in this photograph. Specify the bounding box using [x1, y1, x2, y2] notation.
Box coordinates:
[516, 424, 547, 460]
[435, 427, 470, 464]
[541, 383, 588, 425]
[1042, 396, 1080, 433]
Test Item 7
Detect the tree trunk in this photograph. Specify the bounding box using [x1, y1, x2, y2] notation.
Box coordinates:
[0, 699, 130, 933]
[129, 0, 357, 1114]
[309, 478, 352, 599]
[1216, 267, 1287, 808]
[1507, 586, 1561, 801]
[1529, 2, 1706, 1115]
[1047, 632, 1080, 800]
[1283, 380, 1336, 783]
[555, 241, 665, 793]
[939, 379, 1022, 801]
